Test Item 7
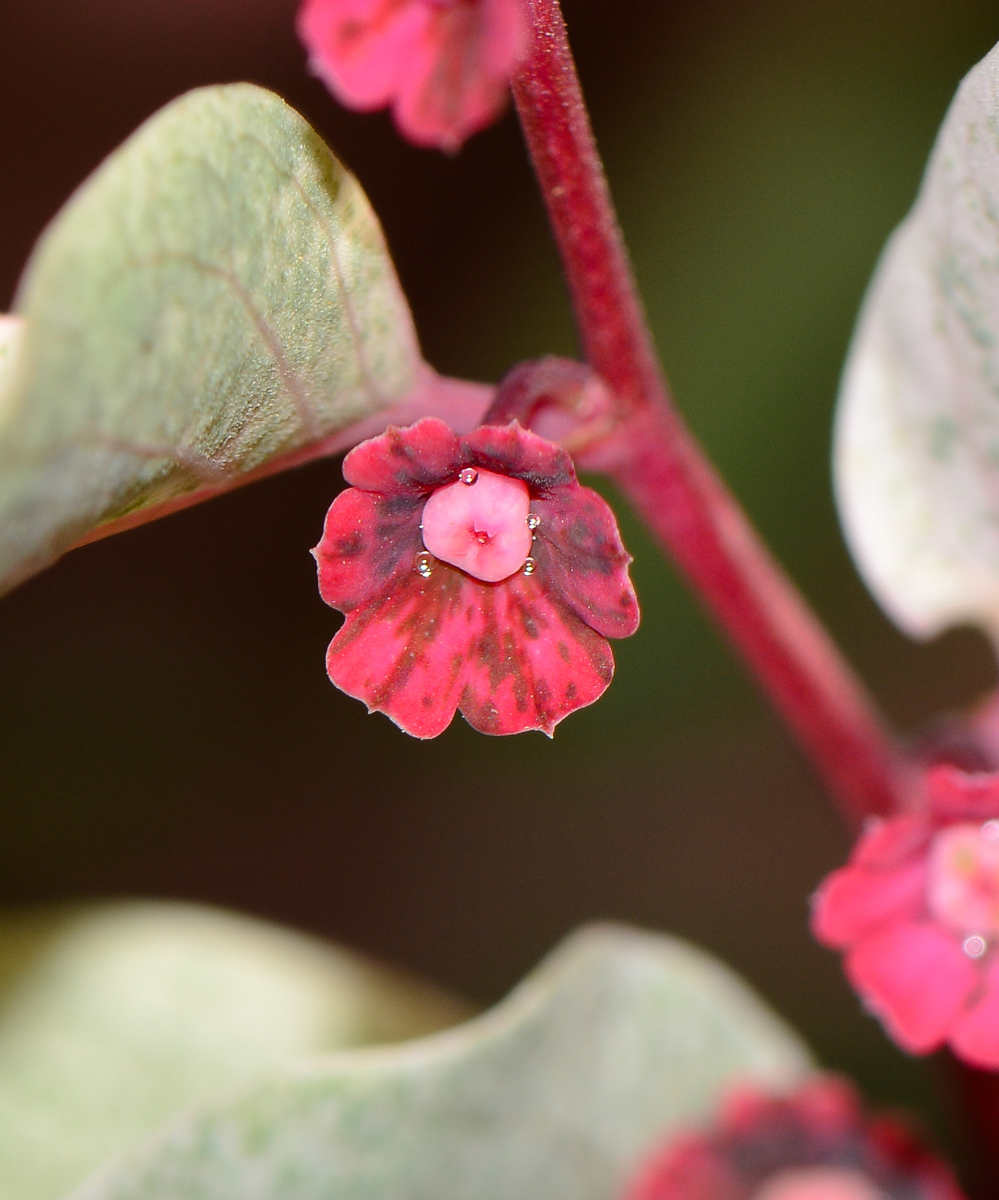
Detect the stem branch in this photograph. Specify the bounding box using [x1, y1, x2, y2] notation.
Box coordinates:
[511, 0, 911, 824]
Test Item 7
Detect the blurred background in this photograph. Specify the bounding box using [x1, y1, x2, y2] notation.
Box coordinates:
[2, 0, 999, 1171]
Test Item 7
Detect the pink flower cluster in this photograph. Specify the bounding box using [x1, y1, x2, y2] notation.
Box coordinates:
[313, 417, 638, 737]
[813, 765, 999, 1068]
[625, 1075, 964, 1200]
[298, 0, 529, 150]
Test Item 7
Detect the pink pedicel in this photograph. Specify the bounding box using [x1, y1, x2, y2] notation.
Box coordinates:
[624, 1075, 965, 1200]
[812, 765, 999, 1068]
[312, 417, 639, 737]
[297, 0, 528, 150]
[421, 468, 532, 582]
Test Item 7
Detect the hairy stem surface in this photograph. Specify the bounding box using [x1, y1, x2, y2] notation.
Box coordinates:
[511, 0, 910, 825]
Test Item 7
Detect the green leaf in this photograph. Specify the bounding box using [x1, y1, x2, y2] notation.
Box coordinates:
[73, 924, 811, 1200]
[0, 318, 23, 419]
[0, 902, 469, 1200]
[0, 83, 421, 595]
[834, 39, 999, 643]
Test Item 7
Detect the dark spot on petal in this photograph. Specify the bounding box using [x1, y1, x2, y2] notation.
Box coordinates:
[557, 641, 571, 663]
[335, 532, 364, 557]
[520, 609, 539, 639]
[566, 681, 578, 701]
[461, 687, 501, 734]
[466, 604, 476, 622]
[383, 493, 423, 517]
[422, 695, 434, 708]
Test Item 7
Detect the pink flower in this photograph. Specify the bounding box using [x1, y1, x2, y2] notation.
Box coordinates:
[625, 1075, 964, 1200]
[312, 417, 639, 737]
[812, 765, 999, 1068]
[297, 0, 529, 151]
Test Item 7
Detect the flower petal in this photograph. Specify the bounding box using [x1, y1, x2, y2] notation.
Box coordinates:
[326, 566, 468, 737]
[393, 0, 527, 150]
[299, 0, 427, 110]
[478, 0, 530, 85]
[811, 860, 927, 948]
[845, 922, 978, 1054]
[926, 822, 999, 937]
[454, 572, 615, 735]
[853, 815, 929, 870]
[949, 957, 999, 1068]
[788, 1075, 860, 1143]
[464, 422, 639, 637]
[343, 418, 460, 494]
[324, 561, 615, 737]
[624, 1134, 742, 1200]
[313, 486, 423, 612]
[537, 483, 639, 638]
[464, 420, 575, 490]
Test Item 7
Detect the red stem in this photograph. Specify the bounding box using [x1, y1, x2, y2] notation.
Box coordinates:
[511, 0, 911, 825]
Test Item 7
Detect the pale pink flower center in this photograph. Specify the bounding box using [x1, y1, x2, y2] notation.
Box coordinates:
[421, 468, 534, 583]
[752, 1166, 887, 1200]
[927, 820, 999, 940]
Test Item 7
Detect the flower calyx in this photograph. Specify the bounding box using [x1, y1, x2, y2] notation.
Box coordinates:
[486, 355, 623, 468]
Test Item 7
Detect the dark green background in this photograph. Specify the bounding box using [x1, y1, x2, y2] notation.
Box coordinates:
[3, 0, 998, 1175]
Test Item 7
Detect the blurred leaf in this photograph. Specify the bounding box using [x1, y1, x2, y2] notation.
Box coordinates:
[0, 317, 22, 412]
[74, 923, 811, 1200]
[834, 38, 999, 645]
[0, 902, 469, 1200]
[0, 83, 421, 596]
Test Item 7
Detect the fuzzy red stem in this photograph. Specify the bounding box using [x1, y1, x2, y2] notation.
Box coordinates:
[511, 0, 910, 824]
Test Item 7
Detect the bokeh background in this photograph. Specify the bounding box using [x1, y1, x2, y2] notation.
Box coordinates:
[3, 0, 999, 1174]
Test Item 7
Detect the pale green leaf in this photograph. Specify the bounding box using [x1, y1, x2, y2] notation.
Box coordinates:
[0, 902, 469, 1200]
[73, 923, 811, 1200]
[0, 318, 23, 422]
[0, 83, 421, 594]
[834, 40, 999, 642]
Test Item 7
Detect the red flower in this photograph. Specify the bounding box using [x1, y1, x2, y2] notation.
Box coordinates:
[297, 0, 529, 151]
[312, 417, 639, 737]
[812, 765, 999, 1068]
[625, 1075, 964, 1200]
